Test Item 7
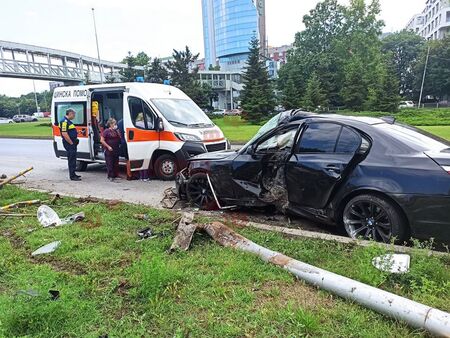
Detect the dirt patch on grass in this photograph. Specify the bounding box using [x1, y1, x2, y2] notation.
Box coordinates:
[32, 256, 88, 275]
[254, 279, 335, 311]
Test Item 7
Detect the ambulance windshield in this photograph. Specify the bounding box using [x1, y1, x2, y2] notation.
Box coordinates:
[152, 99, 213, 127]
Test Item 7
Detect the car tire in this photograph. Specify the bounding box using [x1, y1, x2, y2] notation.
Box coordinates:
[154, 154, 177, 181]
[342, 194, 408, 243]
[186, 173, 217, 210]
[76, 161, 88, 172]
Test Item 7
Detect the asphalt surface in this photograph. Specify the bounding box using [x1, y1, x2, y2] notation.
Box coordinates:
[0, 138, 172, 206]
[0, 138, 338, 235]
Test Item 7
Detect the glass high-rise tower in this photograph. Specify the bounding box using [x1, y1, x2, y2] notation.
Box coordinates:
[202, 0, 266, 71]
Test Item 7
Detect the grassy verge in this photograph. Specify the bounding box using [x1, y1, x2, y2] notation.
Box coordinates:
[213, 116, 262, 143]
[0, 119, 52, 139]
[0, 186, 448, 337]
[418, 126, 450, 141]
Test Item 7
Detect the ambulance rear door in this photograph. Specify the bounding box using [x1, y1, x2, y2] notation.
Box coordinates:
[52, 88, 91, 160]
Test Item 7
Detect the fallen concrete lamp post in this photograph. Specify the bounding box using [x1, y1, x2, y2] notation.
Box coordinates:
[171, 214, 450, 337]
[0, 200, 41, 211]
[0, 167, 33, 189]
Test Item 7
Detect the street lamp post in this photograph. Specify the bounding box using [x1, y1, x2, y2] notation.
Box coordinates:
[91, 8, 103, 84]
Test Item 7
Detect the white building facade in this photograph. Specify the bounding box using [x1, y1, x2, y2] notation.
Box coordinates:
[406, 0, 450, 40]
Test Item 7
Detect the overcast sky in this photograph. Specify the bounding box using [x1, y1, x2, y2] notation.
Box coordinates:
[0, 0, 425, 97]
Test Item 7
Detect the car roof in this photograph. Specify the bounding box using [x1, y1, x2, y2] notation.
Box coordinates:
[282, 110, 386, 126]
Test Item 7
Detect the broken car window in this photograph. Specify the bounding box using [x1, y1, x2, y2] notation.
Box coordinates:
[256, 128, 298, 153]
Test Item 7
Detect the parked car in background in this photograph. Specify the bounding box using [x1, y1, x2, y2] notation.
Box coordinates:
[33, 112, 45, 118]
[399, 101, 415, 109]
[177, 110, 450, 244]
[0, 117, 14, 124]
[224, 109, 242, 116]
[42, 111, 51, 118]
[212, 109, 226, 116]
[13, 114, 38, 123]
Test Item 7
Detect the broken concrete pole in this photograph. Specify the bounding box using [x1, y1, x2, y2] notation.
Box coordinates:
[0, 167, 33, 189]
[169, 212, 195, 251]
[172, 218, 450, 336]
[0, 200, 41, 211]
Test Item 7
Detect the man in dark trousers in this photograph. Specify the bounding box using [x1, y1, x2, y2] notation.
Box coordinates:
[60, 108, 81, 181]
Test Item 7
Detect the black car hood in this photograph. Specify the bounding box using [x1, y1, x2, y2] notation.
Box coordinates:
[188, 150, 238, 162]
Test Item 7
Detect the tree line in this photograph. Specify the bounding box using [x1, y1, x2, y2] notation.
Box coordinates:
[112, 47, 216, 110]
[0, 91, 52, 118]
[277, 0, 450, 114]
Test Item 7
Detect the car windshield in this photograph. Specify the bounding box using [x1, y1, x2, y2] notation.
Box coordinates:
[242, 113, 281, 149]
[151, 98, 213, 127]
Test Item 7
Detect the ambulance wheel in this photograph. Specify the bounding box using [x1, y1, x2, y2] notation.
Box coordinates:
[155, 154, 177, 181]
[76, 161, 88, 172]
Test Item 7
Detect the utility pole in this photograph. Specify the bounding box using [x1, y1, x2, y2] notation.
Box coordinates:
[418, 46, 431, 109]
[32, 80, 40, 113]
[91, 8, 103, 84]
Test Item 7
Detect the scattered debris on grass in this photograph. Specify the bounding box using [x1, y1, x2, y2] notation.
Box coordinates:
[170, 213, 450, 336]
[169, 212, 195, 251]
[1, 199, 41, 211]
[37, 205, 84, 228]
[31, 241, 61, 256]
[137, 227, 156, 240]
[0, 167, 33, 189]
[161, 187, 179, 209]
[372, 254, 411, 274]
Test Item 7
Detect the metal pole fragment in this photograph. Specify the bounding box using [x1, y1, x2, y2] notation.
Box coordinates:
[192, 221, 450, 336]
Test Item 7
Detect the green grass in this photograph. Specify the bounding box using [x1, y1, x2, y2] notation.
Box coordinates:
[336, 108, 450, 126]
[0, 119, 52, 138]
[213, 116, 262, 143]
[418, 126, 450, 141]
[0, 186, 449, 337]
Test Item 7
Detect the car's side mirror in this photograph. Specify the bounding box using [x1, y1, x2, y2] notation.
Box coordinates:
[156, 117, 164, 131]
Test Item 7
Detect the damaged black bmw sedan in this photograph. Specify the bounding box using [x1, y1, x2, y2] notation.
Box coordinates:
[177, 110, 450, 243]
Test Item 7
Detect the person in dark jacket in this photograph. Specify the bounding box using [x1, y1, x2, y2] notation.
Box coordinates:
[59, 108, 81, 181]
[101, 118, 121, 181]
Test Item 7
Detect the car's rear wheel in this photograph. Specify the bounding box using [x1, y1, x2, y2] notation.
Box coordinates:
[343, 194, 407, 243]
[186, 173, 216, 210]
[154, 154, 177, 181]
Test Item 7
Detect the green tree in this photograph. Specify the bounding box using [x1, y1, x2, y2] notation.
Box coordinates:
[120, 52, 138, 82]
[341, 58, 367, 111]
[415, 37, 450, 101]
[377, 60, 401, 112]
[382, 30, 425, 98]
[301, 73, 328, 111]
[145, 58, 169, 83]
[240, 36, 275, 124]
[281, 77, 301, 110]
[166, 46, 212, 109]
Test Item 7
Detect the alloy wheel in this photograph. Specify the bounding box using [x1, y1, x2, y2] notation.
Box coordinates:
[344, 200, 393, 243]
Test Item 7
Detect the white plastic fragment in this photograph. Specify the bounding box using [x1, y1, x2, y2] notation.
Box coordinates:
[37, 205, 84, 227]
[372, 254, 411, 274]
[31, 241, 61, 256]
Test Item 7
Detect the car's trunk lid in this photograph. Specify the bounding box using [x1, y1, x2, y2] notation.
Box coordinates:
[425, 149, 450, 174]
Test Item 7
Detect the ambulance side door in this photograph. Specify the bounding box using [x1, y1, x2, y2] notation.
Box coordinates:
[124, 95, 160, 172]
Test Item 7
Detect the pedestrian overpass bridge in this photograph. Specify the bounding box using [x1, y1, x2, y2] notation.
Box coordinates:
[0, 40, 127, 84]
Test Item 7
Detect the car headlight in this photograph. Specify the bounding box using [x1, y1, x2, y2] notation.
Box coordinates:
[174, 133, 201, 142]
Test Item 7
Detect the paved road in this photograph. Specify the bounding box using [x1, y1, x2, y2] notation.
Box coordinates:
[0, 138, 338, 234]
[0, 138, 172, 206]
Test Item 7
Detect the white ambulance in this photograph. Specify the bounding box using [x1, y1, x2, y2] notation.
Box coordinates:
[51, 83, 230, 180]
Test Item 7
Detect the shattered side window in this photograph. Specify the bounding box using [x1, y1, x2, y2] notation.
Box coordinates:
[256, 128, 298, 152]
